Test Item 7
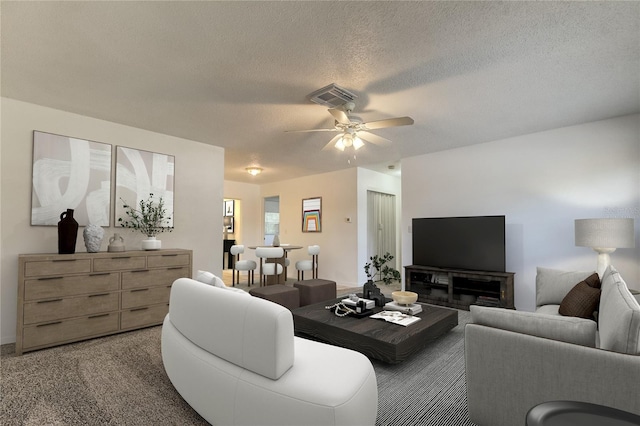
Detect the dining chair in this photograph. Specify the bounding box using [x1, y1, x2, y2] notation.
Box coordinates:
[230, 245, 257, 286]
[255, 246, 285, 286]
[295, 245, 320, 281]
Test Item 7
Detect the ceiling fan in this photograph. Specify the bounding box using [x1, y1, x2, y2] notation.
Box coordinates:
[286, 102, 414, 151]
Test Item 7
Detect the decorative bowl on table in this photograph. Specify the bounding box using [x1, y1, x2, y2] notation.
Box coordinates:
[391, 291, 418, 306]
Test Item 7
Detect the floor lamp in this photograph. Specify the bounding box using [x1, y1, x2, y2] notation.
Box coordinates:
[575, 218, 635, 277]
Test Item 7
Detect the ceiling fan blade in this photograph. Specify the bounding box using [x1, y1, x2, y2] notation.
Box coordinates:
[363, 116, 414, 130]
[328, 108, 351, 125]
[284, 128, 337, 133]
[321, 134, 344, 151]
[358, 131, 392, 146]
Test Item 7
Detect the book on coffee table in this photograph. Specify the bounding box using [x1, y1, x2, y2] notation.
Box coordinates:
[384, 301, 423, 315]
[370, 311, 421, 327]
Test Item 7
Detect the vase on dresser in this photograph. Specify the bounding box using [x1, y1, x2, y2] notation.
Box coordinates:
[58, 209, 79, 254]
[108, 233, 125, 252]
[83, 224, 104, 253]
[141, 236, 162, 250]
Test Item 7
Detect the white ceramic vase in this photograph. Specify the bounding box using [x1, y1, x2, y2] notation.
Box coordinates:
[141, 236, 161, 250]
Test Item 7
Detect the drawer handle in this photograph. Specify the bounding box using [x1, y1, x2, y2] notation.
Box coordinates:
[88, 293, 110, 298]
[89, 273, 110, 277]
[52, 259, 76, 263]
[113, 257, 131, 260]
[161, 254, 178, 257]
[37, 298, 63, 304]
[168, 267, 183, 270]
[132, 269, 150, 273]
[88, 314, 109, 319]
[131, 288, 149, 293]
[37, 321, 62, 327]
[37, 276, 63, 281]
[130, 307, 148, 312]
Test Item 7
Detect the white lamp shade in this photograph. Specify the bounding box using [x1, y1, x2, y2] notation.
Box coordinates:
[575, 218, 635, 249]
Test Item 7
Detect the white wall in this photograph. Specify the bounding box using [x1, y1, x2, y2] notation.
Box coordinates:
[259, 168, 360, 285]
[250, 167, 402, 287]
[1, 98, 225, 344]
[402, 114, 640, 312]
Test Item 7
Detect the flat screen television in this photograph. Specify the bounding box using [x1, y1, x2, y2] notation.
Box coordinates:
[412, 215, 506, 272]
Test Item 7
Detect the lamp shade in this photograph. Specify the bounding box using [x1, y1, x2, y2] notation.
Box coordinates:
[575, 218, 635, 249]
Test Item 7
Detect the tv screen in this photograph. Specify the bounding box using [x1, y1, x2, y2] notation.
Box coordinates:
[412, 216, 506, 272]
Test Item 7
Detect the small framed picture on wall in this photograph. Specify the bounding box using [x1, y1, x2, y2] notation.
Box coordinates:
[224, 200, 234, 217]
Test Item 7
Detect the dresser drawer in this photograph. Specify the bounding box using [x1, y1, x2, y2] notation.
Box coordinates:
[24, 273, 119, 300]
[22, 313, 119, 350]
[121, 267, 190, 289]
[24, 259, 92, 277]
[93, 255, 146, 271]
[147, 253, 191, 268]
[121, 304, 169, 330]
[122, 285, 172, 309]
[23, 292, 119, 325]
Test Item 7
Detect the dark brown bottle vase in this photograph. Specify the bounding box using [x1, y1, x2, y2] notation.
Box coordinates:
[58, 208, 79, 254]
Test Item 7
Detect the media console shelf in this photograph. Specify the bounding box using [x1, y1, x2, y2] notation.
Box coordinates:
[404, 265, 514, 310]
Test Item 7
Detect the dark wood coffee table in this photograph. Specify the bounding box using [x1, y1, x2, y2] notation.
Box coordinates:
[292, 299, 458, 363]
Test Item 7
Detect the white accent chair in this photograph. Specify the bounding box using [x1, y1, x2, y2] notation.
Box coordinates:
[256, 246, 284, 286]
[230, 245, 257, 286]
[295, 245, 320, 280]
[162, 278, 378, 426]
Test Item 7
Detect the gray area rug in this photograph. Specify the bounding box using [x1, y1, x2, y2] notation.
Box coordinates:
[1, 309, 474, 426]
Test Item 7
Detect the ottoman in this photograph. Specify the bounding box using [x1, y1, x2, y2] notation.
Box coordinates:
[293, 279, 337, 306]
[249, 285, 300, 310]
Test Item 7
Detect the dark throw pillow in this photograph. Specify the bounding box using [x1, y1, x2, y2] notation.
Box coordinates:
[559, 280, 601, 319]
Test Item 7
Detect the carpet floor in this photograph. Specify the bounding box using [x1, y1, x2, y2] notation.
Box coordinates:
[1, 309, 475, 426]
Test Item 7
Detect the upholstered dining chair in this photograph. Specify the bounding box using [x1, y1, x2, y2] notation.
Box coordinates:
[230, 245, 257, 286]
[255, 247, 285, 286]
[295, 245, 320, 280]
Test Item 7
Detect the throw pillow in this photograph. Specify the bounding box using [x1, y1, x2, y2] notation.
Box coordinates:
[559, 280, 601, 319]
[195, 270, 226, 288]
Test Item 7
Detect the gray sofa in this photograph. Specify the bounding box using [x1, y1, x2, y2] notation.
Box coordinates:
[465, 265, 640, 426]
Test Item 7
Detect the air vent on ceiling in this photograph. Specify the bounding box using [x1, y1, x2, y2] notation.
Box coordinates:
[308, 83, 357, 108]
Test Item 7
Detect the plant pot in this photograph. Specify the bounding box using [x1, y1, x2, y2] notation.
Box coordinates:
[141, 236, 161, 250]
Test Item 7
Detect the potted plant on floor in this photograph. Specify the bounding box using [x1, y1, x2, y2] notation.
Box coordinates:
[118, 193, 173, 250]
[363, 252, 401, 305]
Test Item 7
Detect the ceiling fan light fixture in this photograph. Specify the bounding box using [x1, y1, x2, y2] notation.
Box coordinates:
[335, 138, 346, 151]
[353, 136, 364, 150]
[246, 167, 263, 176]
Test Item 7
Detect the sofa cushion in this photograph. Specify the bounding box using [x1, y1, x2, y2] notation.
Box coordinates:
[558, 275, 601, 319]
[470, 305, 597, 347]
[598, 266, 640, 354]
[536, 267, 595, 307]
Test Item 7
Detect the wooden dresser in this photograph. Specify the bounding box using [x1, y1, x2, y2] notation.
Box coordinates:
[16, 249, 192, 355]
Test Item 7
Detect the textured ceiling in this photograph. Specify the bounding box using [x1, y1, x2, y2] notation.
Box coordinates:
[2, 1, 639, 183]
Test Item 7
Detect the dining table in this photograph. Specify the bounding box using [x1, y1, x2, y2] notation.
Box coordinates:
[248, 244, 303, 285]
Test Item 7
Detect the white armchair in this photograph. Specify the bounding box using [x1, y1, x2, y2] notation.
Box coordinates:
[162, 278, 378, 426]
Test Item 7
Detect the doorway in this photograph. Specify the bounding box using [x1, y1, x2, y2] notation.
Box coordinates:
[367, 191, 397, 266]
[264, 196, 280, 246]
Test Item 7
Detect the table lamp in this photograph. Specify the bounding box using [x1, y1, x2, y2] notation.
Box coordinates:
[575, 218, 635, 277]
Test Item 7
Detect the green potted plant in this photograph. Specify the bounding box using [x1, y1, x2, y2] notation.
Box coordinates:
[362, 252, 401, 305]
[364, 252, 401, 285]
[118, 193, 172, 250]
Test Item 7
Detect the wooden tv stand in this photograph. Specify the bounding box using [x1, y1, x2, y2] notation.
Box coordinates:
[404, 265, 514, 310]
